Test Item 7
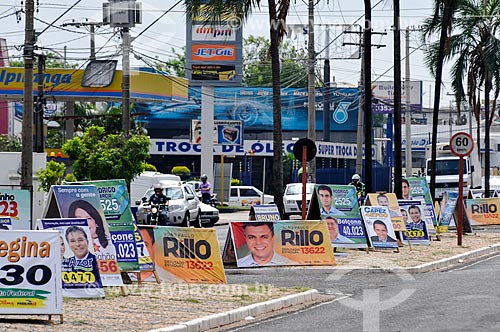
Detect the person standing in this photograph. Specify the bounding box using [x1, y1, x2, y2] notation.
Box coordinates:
[200, 174, 212, 204]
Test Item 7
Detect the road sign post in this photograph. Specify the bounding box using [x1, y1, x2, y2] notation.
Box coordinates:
[293, 138, 317, 220]
[450, 132, 474, 246]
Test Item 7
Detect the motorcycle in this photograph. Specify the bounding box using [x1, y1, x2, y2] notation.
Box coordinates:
[148, 203, 168, 226]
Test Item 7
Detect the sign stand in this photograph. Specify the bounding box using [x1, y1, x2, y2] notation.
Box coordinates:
[292, 138, 317, 220]
[450, 132, 474, 246]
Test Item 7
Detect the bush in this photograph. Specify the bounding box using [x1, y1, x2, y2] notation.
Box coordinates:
[171, 166, 191, 180]
[143, 162, 157, 172]
[231, 178, 241, 186]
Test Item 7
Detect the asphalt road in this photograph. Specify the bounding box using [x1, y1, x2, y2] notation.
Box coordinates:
[214, 211, 500, 332]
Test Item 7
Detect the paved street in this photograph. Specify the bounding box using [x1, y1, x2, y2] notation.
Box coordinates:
[212, 211, 500, 332]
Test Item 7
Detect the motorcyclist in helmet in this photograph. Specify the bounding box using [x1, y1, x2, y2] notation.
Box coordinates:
[199, 174, 212, 204]
[349, 174, 366, 201]
[148, 184, 169, 225]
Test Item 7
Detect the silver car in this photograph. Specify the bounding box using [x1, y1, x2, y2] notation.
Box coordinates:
[136, 183, 201, 227]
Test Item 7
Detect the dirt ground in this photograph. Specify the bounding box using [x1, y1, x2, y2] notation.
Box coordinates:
[1, 230, 500, 332]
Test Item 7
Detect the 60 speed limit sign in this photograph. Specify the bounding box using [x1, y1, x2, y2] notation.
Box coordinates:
[450, 132, 474, 157]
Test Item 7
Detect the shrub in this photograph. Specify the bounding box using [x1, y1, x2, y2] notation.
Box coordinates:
[172, 166, 191, 180]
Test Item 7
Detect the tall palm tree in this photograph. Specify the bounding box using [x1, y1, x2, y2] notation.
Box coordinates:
[424, 0, 500, 198]
[186, 0, 290, 214]
[422, 0, 461, 200]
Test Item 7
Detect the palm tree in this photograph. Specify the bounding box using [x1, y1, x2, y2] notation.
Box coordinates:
[422, 0, 462, 200]
[423, 0, 500, 198]
[186, 0, 291, 214]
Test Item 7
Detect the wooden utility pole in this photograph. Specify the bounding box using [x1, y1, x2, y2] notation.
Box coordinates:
[21, 0, 35, 188]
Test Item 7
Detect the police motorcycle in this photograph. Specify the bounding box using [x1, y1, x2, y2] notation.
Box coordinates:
[149, 202, 168, 225]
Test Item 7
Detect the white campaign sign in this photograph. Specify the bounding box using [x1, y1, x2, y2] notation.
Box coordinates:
[0, 230, 63, 314]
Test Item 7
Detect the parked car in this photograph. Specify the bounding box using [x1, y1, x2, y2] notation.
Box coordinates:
[227, 186, 274, 206]
[283, 183, 316, 219]
[136, 182, 201, 227]
[199, 202, 219, 227]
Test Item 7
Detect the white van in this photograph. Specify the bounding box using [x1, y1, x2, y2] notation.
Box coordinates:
[130, 172, 181, 205]
[227, 186, 274, 206]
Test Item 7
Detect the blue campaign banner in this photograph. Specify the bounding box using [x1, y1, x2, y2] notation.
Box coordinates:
[109, 225, 140, 269]
[133, 87, 359, 132]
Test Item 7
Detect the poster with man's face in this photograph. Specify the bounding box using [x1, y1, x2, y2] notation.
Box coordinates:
[398, 200, 430, 245]
[230, 221, 335, 268]
[315, 184, 360, 219]
[360, 206, 398, 249]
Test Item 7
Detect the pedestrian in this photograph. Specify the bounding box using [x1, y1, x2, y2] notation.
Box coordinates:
[200, 174, 212, 204]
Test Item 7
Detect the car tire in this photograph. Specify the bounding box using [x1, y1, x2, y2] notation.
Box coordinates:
[182, 213, 190, 227]
[194, 210, 202, 228]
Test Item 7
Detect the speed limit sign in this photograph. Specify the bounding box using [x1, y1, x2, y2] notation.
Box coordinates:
[450, 132, 474, 157]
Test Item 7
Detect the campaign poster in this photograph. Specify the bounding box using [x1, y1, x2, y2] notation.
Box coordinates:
[78, 179, 140, 271]
[230, 220, 335, 268]
[0, 216, 12, 230]
[0, 230, 63, 314]
[322, 215, 368, 249]
[365, 193, 405, 232]
[130, 224, 157, 282]
[39, 219, 104, 298]
[250, 204, 281, 221]
[153, 226, 226, 284]
[109, 224, 140, 271]
[398, 200, 430, 245]
[438, 191, 458, 232]
[0, 189, 31, 230]
[314, 184, 361, 218]
[360, 206, 398, 249]
[465, 198, 500, 225]
[78, 179, 134, 226]
[406, 177, 437, 234]
[44, 185, 123, 286]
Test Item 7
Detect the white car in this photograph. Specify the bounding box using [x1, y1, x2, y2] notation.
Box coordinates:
[199, 202, 219, 227]
[283, 183, 316, 219]
[227, 186, 274, 206]
[136, 183, 201, 227]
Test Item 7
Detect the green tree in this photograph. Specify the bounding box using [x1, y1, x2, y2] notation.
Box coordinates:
[36, 161, 66, 192]
[423, 0, 500, 197]
[422, 0, 463, 199]
[0, 135, 22, 151]
[62, 126, 150, 185]
[187, 0, 291, 216]
[154, 47, 186, 77]
[243, 36, 308, 87]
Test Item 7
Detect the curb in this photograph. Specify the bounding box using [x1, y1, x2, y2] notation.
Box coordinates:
[148, 289, 319, 332]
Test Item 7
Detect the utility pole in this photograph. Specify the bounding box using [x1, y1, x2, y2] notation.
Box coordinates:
[345, 32, 385, 179]
[393, 0, 402, 198]
[363, 0, 372, 194]
[307, 0, 316, 182]
[323, 25, 330, 142]
[34, 54, 45, 153]
[404, 27, 412, 178]
[61, 21, 103, 60]
[103, 0, 141, 138]
[21, 0, 35, 188]
[122, 27, 131, 137]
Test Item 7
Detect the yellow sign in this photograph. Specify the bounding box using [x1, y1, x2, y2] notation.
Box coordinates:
[365, 193, 406, 231]
[465, 197, 500, 225]
[154, 227, 226, 284]
[0, 67, 187, 102]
